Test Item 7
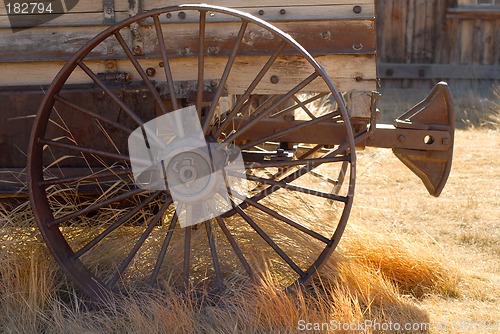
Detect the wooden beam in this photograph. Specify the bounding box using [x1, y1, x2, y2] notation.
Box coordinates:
[0, 54, 377, 92]
[378, 63, 500, 80]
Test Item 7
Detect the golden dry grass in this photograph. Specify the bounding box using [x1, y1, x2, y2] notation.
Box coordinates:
[1, 122, 498, 332]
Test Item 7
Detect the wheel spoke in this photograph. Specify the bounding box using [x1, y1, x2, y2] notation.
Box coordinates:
[229, 189, 331, 244]
[40, 168, 131, 187]
[107, 200, 171, 289]
[202, 20, 248, 133]
[77, 60, 145, 127]
[222, 72, 320, 144]
[114, 31, 168, 115]
[232, 201, 305, 277]
[153, 15, 178, 110]
[183, 225, 192, 286]
[149, 206, 180, 285]
[214, 40, 287, 138]
[196, 10, 207, 116]
[54, 95, 133, 134]
[38, 138, 131, 163]
[292, 95, 316, 119]
[48, 188, 145, 227]
[72, 191, 162, 260]
[209, 201, 254, 279]
[270, 92, 328, 119]
[240, 110, 341, 150]
[77, 60, 165, 151]
[243, 144, 351, 206]
[229, 171, 348, 203]
[205, 219, 224, 289]
[236, 154, 350, 170]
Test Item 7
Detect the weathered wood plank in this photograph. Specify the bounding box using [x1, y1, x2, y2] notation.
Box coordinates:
[0, 54, 377, 92]
[0, 4, 375, 28]
[142, 0, 375, 9]
[151, 5, 375, 23]
[0, 0, 376, 15]
[482, 20, 494, 65]
[0, 19, 375, 63]
[460, 19, 474, 64]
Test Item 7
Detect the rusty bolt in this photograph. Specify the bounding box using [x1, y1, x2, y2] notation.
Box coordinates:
[353, 42, 363, 50]
[179, 47, 190, 55]
[353, 5, 362, 14]
[258, 9, 265, 15]
[270, 75, 279, 84]
[146, 67, 156, 77]
[207, 46, 219, 54]
[355, 76, 363, 82]
[105, 60, 115, 69]
[442, 137, 449, 145]
[398, 135, 406, 143]
[133, 45, 143, 55]
[105, 7, 113, 15]
[280, 9, 286, 15]
[166, 13, 172, 19]
[178, 11, 186, 20]
[321, 31, 331, 39]
[159, 62, 164, 68]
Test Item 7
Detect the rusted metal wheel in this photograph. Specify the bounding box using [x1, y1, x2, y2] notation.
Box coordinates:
[28, 5, 356, 301]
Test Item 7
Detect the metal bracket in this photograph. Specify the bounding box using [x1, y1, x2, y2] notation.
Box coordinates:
[103, 0, 115, 25]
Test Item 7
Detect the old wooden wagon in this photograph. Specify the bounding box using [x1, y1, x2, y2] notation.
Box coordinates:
[0, 0, 455, 300]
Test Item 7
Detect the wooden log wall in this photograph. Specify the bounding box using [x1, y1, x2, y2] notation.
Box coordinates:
[376, 0, 500, 91]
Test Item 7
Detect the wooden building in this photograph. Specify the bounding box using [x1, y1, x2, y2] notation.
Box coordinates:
[376, 0, 500, 93]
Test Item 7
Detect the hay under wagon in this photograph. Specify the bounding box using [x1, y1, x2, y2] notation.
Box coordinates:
[0, 0, 454, 300]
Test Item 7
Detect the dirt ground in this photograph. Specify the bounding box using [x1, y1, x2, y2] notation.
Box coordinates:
[349, 128, 499, 333]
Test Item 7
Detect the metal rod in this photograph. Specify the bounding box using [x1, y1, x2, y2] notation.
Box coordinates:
[229, 171, 347, 203]
[107, 200, 169, 289]
[40, 168, 132, 187]
[183, 225, 192, 286]
[114, 31, 168, 115]
[210, 201, 254, 279]
[55, 95, 132, 134]
[196, 11, 207, 117]
[229, 189, 331, 244]
[153, 15, 178, 110]
[38, 138, 131, 163]
[234, 154, 350, 170]
[270, 92, 328, 119]
[232, 201, 305, 277]
[48, 187, 145, 227]
[223, 72, 319, 144]
[214, 41, 287, 138]
[77, 60, 166, 151]
[149, 207, 179, 285]
[203, 20, 248, 133]
[77, 60, 145, 127]
[205, 219, 224, 290]
[73, 191, 162, 259]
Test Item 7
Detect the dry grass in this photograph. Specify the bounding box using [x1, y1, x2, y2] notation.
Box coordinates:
[0, 216, 456, 333]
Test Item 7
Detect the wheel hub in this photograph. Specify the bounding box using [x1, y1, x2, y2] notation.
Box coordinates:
[165, 149, 217, 202]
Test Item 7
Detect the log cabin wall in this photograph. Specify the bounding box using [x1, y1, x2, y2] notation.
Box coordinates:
[376, 0, 500, 93]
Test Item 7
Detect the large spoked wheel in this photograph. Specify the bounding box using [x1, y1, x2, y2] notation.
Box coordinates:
[28, 5, 356, 301]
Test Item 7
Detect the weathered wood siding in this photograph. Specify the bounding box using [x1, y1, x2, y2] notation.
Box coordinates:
[376, 0, 500, 90]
